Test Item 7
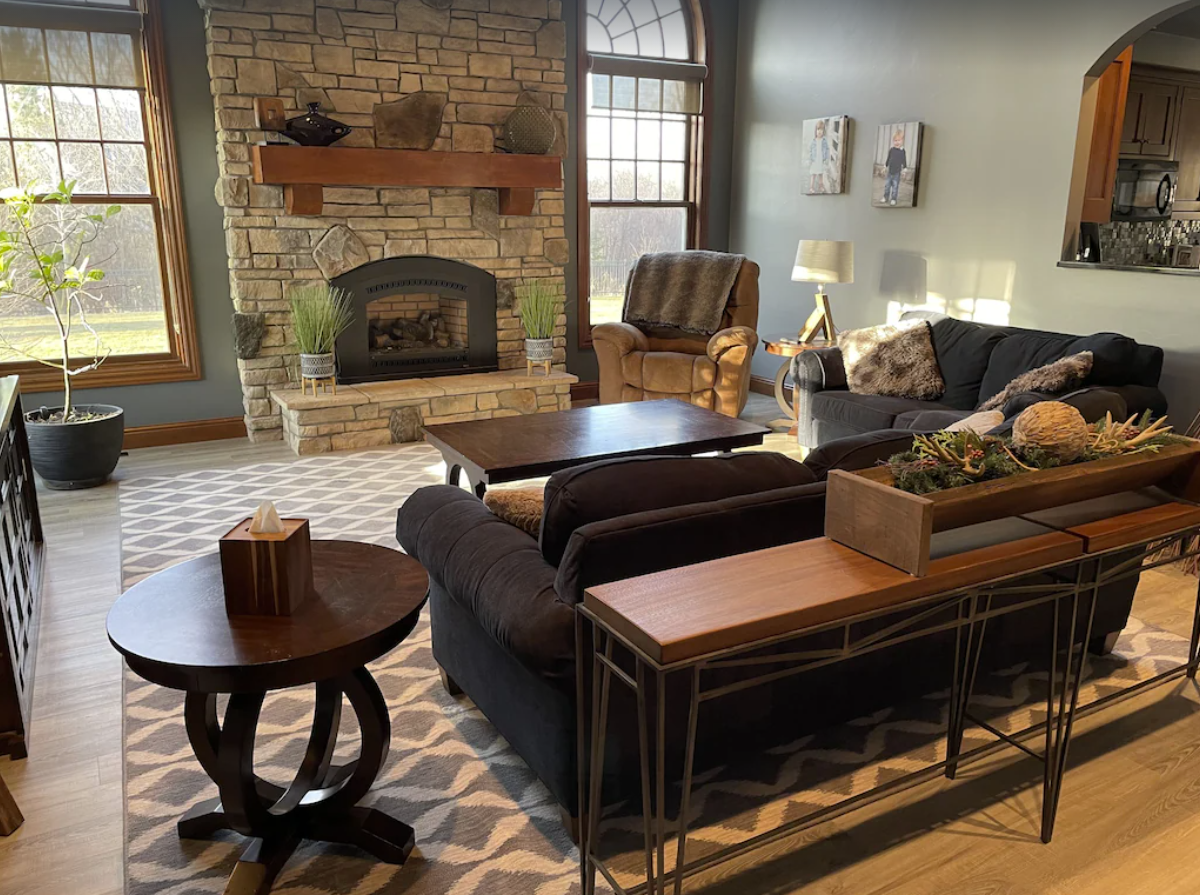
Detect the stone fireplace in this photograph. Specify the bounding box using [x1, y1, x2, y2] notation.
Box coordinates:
[197, 0, 572, 447]
[333, 256, 498, 384]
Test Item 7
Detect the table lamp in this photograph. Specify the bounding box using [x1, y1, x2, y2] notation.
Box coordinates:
[791, 240, 854, 343]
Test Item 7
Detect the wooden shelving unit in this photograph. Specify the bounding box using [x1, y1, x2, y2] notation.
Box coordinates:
[250, 145, 563, 216]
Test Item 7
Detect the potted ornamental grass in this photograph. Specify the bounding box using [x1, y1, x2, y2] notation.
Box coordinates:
[0, 181, 124, 490]
[519, 279, 556, 370]
[289, 283, 353, 387]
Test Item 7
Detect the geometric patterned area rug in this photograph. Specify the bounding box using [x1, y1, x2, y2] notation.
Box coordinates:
[119, 444, 1192, 895]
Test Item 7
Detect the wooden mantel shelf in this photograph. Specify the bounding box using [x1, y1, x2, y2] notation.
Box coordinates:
[251, 144, 562, 216]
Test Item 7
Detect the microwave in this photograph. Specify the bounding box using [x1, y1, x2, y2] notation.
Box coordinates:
[1112, 159, 1178, 222]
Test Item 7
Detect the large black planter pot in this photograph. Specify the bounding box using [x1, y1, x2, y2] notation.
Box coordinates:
[25, 405, 124, 490]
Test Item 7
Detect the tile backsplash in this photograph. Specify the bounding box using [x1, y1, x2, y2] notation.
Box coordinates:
[1099, 220, 1200, 266]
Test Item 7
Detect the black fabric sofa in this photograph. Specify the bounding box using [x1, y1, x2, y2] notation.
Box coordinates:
[792, 310, 1168, 448]
[396, 432, 1143, 828]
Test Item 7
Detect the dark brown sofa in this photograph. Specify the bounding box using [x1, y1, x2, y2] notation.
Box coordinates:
[395, 431, 1143, 829]
[793, 310, 1168, 448]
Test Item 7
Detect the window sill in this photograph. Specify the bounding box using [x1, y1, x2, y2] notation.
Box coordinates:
[2, 353, 203, 393]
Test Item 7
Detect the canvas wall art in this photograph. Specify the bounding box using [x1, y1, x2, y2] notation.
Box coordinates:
[873, 121, 924, 207]
[802, 115, 849, 195]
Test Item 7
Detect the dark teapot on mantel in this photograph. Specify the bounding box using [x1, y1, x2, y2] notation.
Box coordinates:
[281, 103, 351, 147]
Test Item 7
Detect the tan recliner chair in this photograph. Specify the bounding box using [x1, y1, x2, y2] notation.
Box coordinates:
[592, 259, 760, 418]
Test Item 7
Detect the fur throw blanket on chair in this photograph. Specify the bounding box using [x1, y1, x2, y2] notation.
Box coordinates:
[622, 251, 745, 336]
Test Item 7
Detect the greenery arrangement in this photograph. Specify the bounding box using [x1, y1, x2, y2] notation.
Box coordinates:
[0, 181, 120, 421]
[518, 279, 557, 340]
[289, 283, 353, 355]
[887, 409, 1183, 496]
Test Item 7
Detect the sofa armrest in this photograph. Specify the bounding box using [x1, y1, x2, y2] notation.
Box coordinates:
[554, 482, 827, 605]
[999, 386, 1129, 424]
[397, 486, 574, 675]
[706, 325, 759, 416]
[706, 325, 757, 363]
[791, 347, 847, 448]
[592, 321, 649, 356]
[1094, 384, 1169, 418]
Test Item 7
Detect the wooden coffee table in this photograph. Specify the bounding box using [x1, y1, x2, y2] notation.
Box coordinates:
[423, 400, 770, 496]
[107, 541, 429, 895]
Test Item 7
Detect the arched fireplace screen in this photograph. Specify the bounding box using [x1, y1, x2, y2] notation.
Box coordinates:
[332, 256, 499, 384]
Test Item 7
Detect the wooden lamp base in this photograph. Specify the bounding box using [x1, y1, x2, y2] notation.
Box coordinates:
[799, 290, 837, 343]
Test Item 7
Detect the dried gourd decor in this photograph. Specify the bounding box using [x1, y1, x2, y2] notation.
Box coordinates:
[887, 402, 1181, 495]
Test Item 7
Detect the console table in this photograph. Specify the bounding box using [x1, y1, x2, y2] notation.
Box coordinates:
[577, 494, 1200, 895]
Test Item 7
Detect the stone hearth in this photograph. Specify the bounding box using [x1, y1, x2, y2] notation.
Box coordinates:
[273, 369, 576, 455]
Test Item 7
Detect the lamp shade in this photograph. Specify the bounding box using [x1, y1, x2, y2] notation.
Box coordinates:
[792, 240, 854, 285]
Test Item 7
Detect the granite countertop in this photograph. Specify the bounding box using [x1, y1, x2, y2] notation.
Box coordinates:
[1058, 260, 1200, 277]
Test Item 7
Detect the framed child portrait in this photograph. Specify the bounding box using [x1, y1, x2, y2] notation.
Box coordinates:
[873, 121, 925, 208]
[802, 115, 849, 195]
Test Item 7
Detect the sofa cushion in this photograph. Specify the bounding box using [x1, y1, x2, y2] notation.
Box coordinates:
[838, 319, 945, 400]
[978, 331, 1076, 404]
[893, 408, 972, 431]
[926, 316, 1007, 410]
[483, 487, 544, 536]
[1066, 333, 1139, 386]
[540, 452, 816, 567]
[803, 429, 919, 481]
[811, 391, 950, 435]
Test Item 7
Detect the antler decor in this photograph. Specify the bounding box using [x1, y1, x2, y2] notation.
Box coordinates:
[1090, 411, 1173, 455]
[886, 402, 1182, 496]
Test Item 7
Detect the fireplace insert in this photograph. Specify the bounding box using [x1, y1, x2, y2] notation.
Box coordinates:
[332, 256, 498, 384]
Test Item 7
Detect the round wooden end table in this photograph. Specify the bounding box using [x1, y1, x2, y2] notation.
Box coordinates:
[107, 540, 429, 895]
[763, 337, 832, 432]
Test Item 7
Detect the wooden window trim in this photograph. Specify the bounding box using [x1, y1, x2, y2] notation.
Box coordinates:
[576, 0, 713, 351]
[0, 0, 200, 393]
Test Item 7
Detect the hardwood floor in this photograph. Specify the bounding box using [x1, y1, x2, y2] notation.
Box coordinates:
[0, 422, 1197, 895]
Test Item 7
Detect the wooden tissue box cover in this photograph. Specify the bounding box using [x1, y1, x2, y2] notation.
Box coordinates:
[218, 518, 314, 616]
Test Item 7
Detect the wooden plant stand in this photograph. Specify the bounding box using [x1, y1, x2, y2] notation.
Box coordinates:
[526, 358, 553, 377]
[302, 376, 337, 397]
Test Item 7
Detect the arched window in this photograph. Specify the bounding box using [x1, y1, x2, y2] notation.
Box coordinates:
[580, 0, 708, 334]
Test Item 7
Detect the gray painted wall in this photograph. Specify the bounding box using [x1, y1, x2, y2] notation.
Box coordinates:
[732, 0, 1200, 424]
[566, 0, 741, 383]
[36, 2, 244, 428]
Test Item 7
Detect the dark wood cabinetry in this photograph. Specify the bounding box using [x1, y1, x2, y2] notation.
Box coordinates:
[1173, 86, 1200, 218]
[1120, 76, 1180, 157]
[0, 377, 44, 759]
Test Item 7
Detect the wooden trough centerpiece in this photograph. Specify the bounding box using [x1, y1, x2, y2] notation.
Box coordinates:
[826, 440, 1200, 576]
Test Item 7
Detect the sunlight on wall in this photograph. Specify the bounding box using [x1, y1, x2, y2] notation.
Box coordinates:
[883, 256, 1015, 326]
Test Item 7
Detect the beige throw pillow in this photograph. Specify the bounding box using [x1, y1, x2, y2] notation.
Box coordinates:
[946, 410, 1005, 435]
[978, 351, 1093, 412]
[838, 320, 945, 401]
[483, 488, 544, 537]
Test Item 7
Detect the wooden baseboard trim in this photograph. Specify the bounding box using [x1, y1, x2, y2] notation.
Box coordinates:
[751, 375, 791, 405]
[123, 416, 246, 450]
[570, 381, 599, 402]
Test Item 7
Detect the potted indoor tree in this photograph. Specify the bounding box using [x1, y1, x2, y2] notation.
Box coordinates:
[0, 181, 124, 490]
[519, 279, 556, 374]
[289, 283, 353, 392]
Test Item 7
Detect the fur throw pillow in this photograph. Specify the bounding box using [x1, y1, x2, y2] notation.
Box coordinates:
[483, 487, 544, 536]
[978, 351, 1093, 412]
[838, 320, 945, 400]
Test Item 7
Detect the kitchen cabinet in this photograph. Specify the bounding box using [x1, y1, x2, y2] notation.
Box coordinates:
[1081, 47, 1133, 224]
[1120, 76, 1180, 158]
[1173, 86, 1200, 218]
